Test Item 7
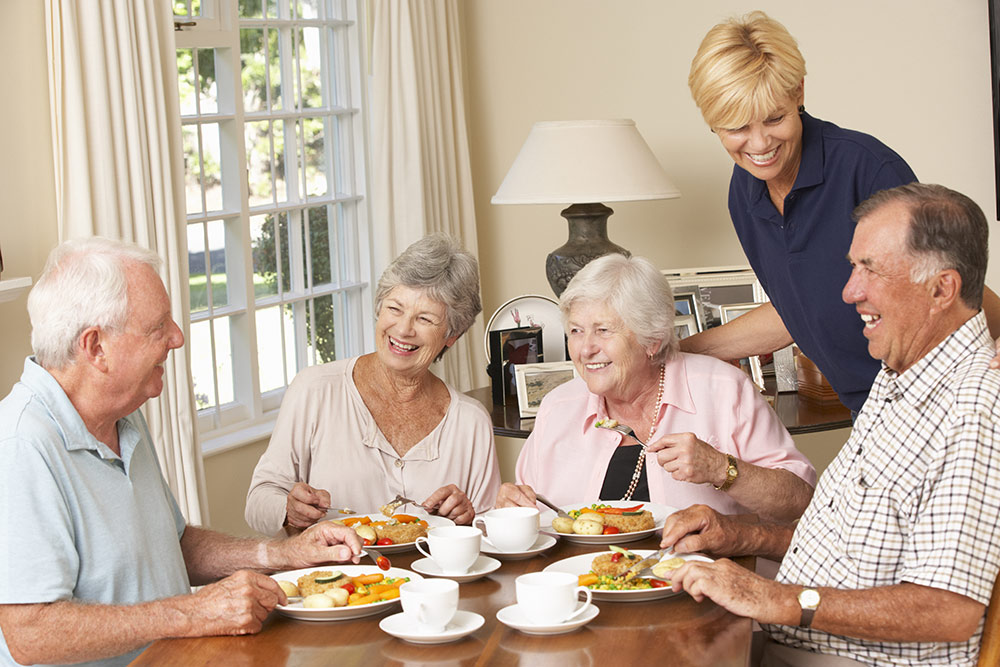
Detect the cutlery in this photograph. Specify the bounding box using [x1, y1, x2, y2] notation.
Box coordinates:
[380, 494, 419, 517]
[322, 506, 358, 520]
[595, 419, 648, 448]
[535, 493, 573, 520]
[363, 547, 392, 571]
[623, 547, 675, 581]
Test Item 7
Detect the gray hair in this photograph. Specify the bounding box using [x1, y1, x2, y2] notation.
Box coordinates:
[27, 237, 161, 370]
[559, 253, 678, 363]
[374, 234, 482, 359]
[852, 183, 988, 309]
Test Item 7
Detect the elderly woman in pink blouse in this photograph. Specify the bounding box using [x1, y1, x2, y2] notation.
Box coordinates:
[496, 254, 815, 521]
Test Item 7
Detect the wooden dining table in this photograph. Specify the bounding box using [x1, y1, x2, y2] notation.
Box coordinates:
[130, 534, 753, 666]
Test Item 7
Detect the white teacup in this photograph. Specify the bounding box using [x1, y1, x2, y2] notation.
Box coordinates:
[399, 579, 459, 633]
[414, 525, 482, 574]
[515, 571, 593, 625]
[474, 507, 539, 552]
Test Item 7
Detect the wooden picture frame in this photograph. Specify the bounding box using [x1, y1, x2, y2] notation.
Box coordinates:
[513, 361, 578, 417]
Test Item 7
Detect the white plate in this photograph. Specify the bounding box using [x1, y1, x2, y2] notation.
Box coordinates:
[380, 609, 485, 644]
[543, 550, 713, 602]
[485, 294, 565, 364]
[272, 565, 422, 621]
[411, 555, 501, 582]
[479, 533, 558, 560]
[340, 512, 455, 553]
[496, 602, 599, 635]
[539, 501, 677, 545]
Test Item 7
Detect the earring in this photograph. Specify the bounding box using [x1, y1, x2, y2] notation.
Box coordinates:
[798, 105, 806, 114]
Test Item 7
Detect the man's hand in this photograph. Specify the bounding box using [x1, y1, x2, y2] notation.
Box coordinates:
[284, 482, 331, 529]
[659, 504, 743, 555]
[422, 485, 475, 525]
[494, 483, 537, 508]
[177, 570, 286, 637]
[271, 520, 362, 570]
[669, 559, 795, 625]
[647, 433, 730, 487]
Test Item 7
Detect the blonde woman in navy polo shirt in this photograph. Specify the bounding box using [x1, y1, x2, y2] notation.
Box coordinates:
[680, 11, 1000, 415]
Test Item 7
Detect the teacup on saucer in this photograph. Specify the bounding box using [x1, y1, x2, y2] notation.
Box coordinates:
[496, 603, 599, 635]
[380, 609, 485, 644]
[411, 555, 501, 583]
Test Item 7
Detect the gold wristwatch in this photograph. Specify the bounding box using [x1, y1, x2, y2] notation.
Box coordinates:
[798, 588, 821, 627]
[714, 454, 739, 491]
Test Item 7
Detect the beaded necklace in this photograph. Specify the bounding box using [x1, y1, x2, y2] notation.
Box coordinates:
[621, 363, 665, 501]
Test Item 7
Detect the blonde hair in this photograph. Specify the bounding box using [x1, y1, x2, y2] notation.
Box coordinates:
[689, 11, 806, 130]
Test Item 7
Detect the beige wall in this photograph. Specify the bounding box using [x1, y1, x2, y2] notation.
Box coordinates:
[3, 2, 996, 535]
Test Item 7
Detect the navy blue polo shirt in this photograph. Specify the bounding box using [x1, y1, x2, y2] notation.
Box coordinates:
[728, 113, 916, 412]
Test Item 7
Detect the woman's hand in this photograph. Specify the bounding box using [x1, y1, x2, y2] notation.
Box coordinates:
[284, 482, 332, 529]
[422, 484, 475, 525]
[647, 432, 730, 487]
[494, 483, 537, 508]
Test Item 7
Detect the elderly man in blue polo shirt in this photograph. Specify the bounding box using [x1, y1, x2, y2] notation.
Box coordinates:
[660, 184, 1000, 667]
[0, 238, 363, 667]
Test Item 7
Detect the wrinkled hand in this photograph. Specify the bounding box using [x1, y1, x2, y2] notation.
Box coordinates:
[273, 520, 362, 570]
[670, 558, 791, 624]
[659, 504, 743, 556]
[284, 482, 331, 529]
[647, 433, 729, 486]
[423, 484, 475, 525]
[494, 483, 537, 509]
[180, 570, 285, 637]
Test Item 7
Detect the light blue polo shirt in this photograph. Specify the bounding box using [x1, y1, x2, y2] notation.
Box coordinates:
[0, 358, 190, 667]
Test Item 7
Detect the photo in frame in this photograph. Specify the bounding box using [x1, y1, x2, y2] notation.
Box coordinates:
[674, 314, 698, 340]
[673, 291, 703, 332]
[487, 326, 544, 405]
[720, 303, 764, 390]
[513, 361, 578, 417]
[663, 266, 765, 331]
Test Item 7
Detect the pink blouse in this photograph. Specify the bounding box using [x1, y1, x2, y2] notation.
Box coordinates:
[515, 352, 816, 514]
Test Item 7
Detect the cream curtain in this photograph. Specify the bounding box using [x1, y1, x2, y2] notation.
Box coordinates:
[45, 0, 207, 523]
[371, 0, 488, 391]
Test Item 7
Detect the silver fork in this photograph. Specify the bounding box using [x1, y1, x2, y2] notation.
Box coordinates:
[380, 494, 419, 517]
[595, 420, 648, 448]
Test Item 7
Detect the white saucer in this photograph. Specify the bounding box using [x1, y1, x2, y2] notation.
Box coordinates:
[496, 603, 599, 635]
[480, 534, 557, 560]
[379, 609, 485, 644]
[410, 555, 501, 582]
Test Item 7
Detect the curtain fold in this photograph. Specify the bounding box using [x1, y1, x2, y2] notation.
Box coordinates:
[371, 0, 488, 391]
[45, 0, 207, 524]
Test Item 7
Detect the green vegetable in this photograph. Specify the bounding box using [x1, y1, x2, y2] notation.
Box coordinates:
[314, 571, 344, 584]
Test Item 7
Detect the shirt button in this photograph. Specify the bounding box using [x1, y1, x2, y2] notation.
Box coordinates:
[395, 460, 404, 468]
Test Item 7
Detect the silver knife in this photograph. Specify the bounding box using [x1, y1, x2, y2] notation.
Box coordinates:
[623, 547, 674, 580]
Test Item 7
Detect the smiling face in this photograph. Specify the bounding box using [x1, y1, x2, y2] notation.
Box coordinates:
[715, 92, 804, 193]
[375, 285, 458, 377]
[842, 202, 939, 374]
[103, 263, 185, 413]
[566, 300, 656, 402]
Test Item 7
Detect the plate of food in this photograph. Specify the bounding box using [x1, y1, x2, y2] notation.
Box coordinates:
[543, 547, 712, 602]
[271, 565, 423, 621]
[332, 511, 455, 554]
[539, 501, 676, 544]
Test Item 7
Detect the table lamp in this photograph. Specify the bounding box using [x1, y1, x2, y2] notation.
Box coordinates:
[491, 119, 680, 296]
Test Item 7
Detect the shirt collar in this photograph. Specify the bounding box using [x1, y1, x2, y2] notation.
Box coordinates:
[869, 311, 991, 404]
[744, 111, 825, 207]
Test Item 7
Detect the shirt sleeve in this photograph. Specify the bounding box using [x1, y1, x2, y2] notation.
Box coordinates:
[456, 403, 503, 514]
[0, 439, 78, 604]
[900, 413, 1000, 604]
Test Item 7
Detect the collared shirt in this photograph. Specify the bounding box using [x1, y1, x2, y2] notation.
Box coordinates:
[245, 356, 502, 535]
[767, 312, 1000, 666]
[729, 113, 917, 412]
[515, 352, 815, 512]
[0, 358, 189, 667]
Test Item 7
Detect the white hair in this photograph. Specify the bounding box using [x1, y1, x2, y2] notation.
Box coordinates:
[28, 237, 161, 370]
[559, 254, 678, 363]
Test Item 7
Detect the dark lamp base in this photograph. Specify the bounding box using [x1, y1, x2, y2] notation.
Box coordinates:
[545, 202, 630, 297]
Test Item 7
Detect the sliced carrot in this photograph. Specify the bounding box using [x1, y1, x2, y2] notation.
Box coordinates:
[379, 588, 401, 601]
[348, 592, 381, 606]
[367, 583, 394, 595]
[343, 516, 371, 526]
[417, 520, 428, 527]
[353, 573, 385, 586]
[578, 573, 599, 587]
[348, 592, 363, 603]
[392, 513, 418, 523]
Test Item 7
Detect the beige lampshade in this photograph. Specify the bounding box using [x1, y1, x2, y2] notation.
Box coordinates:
[491, 119, 680, 204]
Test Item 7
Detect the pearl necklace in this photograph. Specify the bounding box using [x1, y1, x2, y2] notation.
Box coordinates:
[621, 363, 665, 501]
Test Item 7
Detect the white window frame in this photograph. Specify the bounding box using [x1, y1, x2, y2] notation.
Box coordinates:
[175, 0, 375, 453]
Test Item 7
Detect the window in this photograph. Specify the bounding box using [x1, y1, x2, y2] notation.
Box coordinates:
[175, 0, 373, 447]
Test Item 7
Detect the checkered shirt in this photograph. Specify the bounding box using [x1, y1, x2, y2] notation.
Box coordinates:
[764, 312, 1000, 666]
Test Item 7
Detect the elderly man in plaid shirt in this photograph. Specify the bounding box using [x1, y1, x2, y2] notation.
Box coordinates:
[660, 183, 1000, 667]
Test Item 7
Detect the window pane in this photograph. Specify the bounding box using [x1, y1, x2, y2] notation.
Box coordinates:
[307, 206, 331, 285]
[177, 49, 197, 116]
[330, 114, 344, 194]
[269, 28, 282, 111]
[246, 120, 273, 206]
[309, 294, 336, 364]
[197, 48, 218, 114]
[250, 213, 278, 298]
[298, 27, 323, 109]
[303, 117, 328, 198]
[190, 317, 233, 410]
[187, 223, 208, 314]
[182, 125, 202, 215]
[239, 0, 263, 19]
[273, 119, 287, 203]
[201, 123, 223, 212]
[206, 219, 229, 308]
[240, 28, 266, 113]
[256, 305, 287, 392]
[298, 0, 320, 20]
